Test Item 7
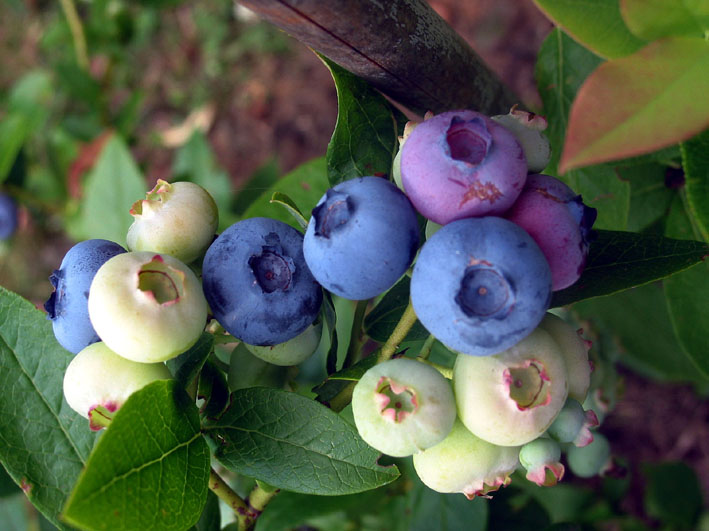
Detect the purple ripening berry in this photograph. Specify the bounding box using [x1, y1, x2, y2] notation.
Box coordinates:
[400, 110, 527, 225]
[504, 174, 597, 291]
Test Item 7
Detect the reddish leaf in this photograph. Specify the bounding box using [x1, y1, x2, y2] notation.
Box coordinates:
[559, 37, 709, 173]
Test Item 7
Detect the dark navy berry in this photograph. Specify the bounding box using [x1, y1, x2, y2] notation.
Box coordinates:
[202, 217, 323, 346]
[44, 239, 127, 354]
[411, 217, 551, 357]
[303, 176, 420, 300]
[0, 193, 18, 240]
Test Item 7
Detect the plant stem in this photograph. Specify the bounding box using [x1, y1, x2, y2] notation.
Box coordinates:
[343, 299, 369, 368]
[377, 300, 417, 362]
[247, 482, 279, 514]
[208, 469, 255, 531]
[418, 334, 436, 360]
[59, 0, 89, 70]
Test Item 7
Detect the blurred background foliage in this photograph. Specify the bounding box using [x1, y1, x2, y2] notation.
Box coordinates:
[0, 0, 707, 529]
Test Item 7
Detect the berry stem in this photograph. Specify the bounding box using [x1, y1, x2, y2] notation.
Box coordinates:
[344, 299, 369, 368]
[208, 468, 257, 530]
[58, 0, 89, 70]
[418, 334, 436, 360]
[378, 300, 418, 363]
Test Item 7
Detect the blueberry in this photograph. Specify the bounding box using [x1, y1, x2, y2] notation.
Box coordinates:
[202, 217, 323, 346]
[303, 176, 420, 300]
[504, 174, 597, 290]
[0, 193, 18, 240]
[400, 110, 527, 225]
[44, 239, 126, 354]
[411, 217, 552, 357]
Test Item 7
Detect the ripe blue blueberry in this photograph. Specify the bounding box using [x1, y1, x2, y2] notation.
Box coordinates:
[44, 239, 126, 354]
[400, 110, 527, 225]
[303, 176, 420, 300]
[411, 217, 552, 357]
[0, 193, 18, 240]
[202, 217, 323, 346]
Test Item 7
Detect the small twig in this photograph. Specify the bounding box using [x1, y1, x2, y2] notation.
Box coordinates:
[417, 334, 436, 360]
[377, 300, 417, 362]
[208, 469, 255, 531]
[59, 0, 89, 70]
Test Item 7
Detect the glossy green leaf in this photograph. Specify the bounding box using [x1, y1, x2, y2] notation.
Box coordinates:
[536, 29, 629, 230]
[364, 276, 436, 343]
[551, 229, 709, 307]
[242, 157, 330, 230]
[680, 128, 709, 242]
[532, 0, 645, 59]
[620, 0, 709, 40]
[173, 131, 235, 231]
[322, 56, 402, 186]
[643, 462, 703, 528]
[204, 387, 399, 495]
[559, 38, 709, 172]
[663, 197, 709, 377]
[191, 491, 220, 531]
[74, 134, 146, 246]
[573, 283, 707, 384]
[269, 192, 309, 231]
[312, 353, 378, 405]
[62, 380, 210, 531]
[0, 287, 96, 529]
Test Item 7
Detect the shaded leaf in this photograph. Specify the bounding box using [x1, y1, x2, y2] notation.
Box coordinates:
[564, 165, 629, 231]
[552, 229, 709, 307]
[74, 134, 146, 245]
[573, 283, 708, 384]
[0, 287, 96, 529]
[532, 0, 645, 59]
[322, 56, 402, 186]
[643, 462, 703, 529]
[620, 0, 709, 40]
[617, 163, 676, 232]
[204, 387, 399, 495]
[269, 192, 308, 231]
[680, 128, 709, 242]
[62, 380, 210, 531]
[663, 197, 709, 377]
[166, 332, 215, 392]
[198, 360, 230, 419]
[559, 38, 709, 172]
[312, 354, 378, 405]
[232, 158, 280, 216]
[364, 276, 430, 342]
[242, 157, 330, 231]
[191, 491, 220, 531]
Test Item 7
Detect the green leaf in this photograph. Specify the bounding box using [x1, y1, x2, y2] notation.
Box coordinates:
[269, 192, 308, 231]
[74, 134, 146, 245]
[173, 131, 234, 230]
[663, 197, 709, 377]
[680, 128, 709, 242]
[166, 332, 215, 392]
[617, 163, 676, 232]
[322, 56, 402, 186]
[232, 159, 280, 216]
[62, 380, 210, 531]
[532, 0, 645, 59]
[0, 287, 97, 528]
[242, 157, 330, 231]
[198, 360, 230, 419]
[0, 114, 30, 183]
[573, 283, 707, 384]
[551, 229, 709, 307]
[564, 165, 630, 231]
[191, 491, 220, 531]
[364, 276, 430, 342]
[312, 354, 378, 405]
[204, 387, 399, 495]
[559, 38, 709, 172]
[620, 0, 709, 40]
[227, 343, 288, 392]
[643, 462, 703, 528]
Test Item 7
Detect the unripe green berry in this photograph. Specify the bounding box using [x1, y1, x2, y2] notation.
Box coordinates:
[352, 358, 456, 457]
[539, 313, 592, 402]
[127, 180, 218, 264]
[519, 438, 564, 486]
[64, 342, 172, 429]
[243, 319, 323, 366]
[413, 419, 519, 498]
[454, 327, 568, 447]
[547, 398, 599, 446]
[566, 432, 611, 478]
[491, 107, 551, 173]
[88, 252, 208, 363]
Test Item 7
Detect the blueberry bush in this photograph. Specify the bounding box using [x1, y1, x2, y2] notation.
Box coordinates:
[0, 0, 708, 530]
